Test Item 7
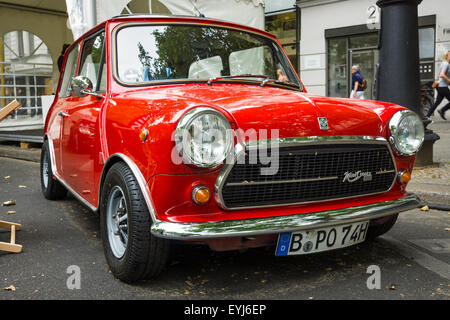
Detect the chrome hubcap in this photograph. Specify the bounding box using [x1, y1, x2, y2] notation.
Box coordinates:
[42, 153, 49, 189]
[106, 186, 128, 259]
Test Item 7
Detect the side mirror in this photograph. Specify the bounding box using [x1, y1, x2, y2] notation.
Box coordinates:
[71, 76, 93, 97]
[70, 76, 103, 98]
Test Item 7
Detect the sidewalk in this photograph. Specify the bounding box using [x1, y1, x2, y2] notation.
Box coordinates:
[407, 163, 450, 206]
[407, 116, 450, 206]
[0, 116, 449, 205]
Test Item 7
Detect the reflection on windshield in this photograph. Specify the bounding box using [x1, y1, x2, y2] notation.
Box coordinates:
[116, 24, 300, 88]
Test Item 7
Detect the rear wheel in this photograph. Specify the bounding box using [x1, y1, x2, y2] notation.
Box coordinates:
[100, 162, 170, 283]
[40, 140, 67, 200]
[366, 214, 398, 240]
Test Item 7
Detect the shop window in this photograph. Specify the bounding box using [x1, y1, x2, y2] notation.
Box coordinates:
[265, 11, 299, 72]
[328, 32, 378, 99]
[419, 27, 435, 60]
[0, 30, 53, 119]
[348, 33, 378, 49]
[328, 37, 348, 98]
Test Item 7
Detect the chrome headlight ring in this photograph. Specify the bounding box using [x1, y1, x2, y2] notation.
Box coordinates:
[174, 107, 233, 168]
[388, 110, 424, 156]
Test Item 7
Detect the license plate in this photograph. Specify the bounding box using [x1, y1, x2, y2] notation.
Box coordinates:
[276, 221, 369, 256]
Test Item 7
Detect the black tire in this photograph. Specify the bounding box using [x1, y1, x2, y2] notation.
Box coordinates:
[100, 162, 170, 283]
[40, 140, 67, 200]
[366, 213, 398, 240]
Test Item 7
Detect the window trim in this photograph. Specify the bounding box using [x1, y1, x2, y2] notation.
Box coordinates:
[58, 43, 79, 98]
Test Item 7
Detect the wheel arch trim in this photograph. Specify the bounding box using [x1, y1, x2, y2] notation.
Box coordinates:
[98, 153, 158, 223]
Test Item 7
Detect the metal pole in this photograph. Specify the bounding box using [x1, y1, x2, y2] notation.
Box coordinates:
[376, 0, 421, 112]
[376, 0, 439, 166]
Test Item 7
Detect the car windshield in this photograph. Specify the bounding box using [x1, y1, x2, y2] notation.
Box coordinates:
[115, 24, 301, 89]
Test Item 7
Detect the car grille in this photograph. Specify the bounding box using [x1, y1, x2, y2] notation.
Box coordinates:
[219, 143, 397, 209]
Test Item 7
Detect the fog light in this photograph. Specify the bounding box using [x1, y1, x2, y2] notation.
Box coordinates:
[192, 185, 211, 205]
[398, 170, 411, 184]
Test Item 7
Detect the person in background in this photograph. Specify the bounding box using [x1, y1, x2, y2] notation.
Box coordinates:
[57, 44, 70, 72]
[350, 65, 365, 99]
[426, 50, 450, 120]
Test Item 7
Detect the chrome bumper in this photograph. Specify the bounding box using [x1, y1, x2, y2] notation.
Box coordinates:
[150, 194, 420, 240]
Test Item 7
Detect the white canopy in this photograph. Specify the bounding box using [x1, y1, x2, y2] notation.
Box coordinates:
[157, 0, 265, 30]
[66, 0, 132, 39]
[65, 0, 265, 40]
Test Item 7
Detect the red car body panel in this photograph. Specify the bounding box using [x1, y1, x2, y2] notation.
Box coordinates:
[44, 15, 417, 227]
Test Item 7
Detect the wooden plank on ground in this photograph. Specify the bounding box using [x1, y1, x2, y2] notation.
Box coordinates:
[0, 220, 22, 253]
[0, 100, 21, 122]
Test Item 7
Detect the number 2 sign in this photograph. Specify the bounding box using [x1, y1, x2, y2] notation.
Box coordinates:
[367, 5, 380, 30]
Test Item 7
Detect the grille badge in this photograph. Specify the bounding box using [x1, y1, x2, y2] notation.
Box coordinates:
[343, 171, 373, 183]
[318, 117, 329, 130]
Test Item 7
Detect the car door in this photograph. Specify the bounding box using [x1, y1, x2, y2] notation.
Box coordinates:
[60, 31, 106, 206]
[50, 43, 80, 175]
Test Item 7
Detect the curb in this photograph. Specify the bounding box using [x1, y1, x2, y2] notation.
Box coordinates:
[0, 144, 41, 163]
[406, 187, 450, 207]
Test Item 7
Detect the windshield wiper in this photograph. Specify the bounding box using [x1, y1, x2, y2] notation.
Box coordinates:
[260, 78, 301, 89]
[207, 74, 268, 85]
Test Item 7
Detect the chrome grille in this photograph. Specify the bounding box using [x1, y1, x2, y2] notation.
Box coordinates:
[218, 142, 397, 209]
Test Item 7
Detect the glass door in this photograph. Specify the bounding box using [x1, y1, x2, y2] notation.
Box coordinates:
[349, 49, 378, 100]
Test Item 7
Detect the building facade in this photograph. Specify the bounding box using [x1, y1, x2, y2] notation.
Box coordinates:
[1, 0, 448, 140]
[296, 0, 450, 99]
[264, 1, 300, 72]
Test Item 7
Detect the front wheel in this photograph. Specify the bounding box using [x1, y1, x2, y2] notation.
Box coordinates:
[100, 162, 170, 283]
[366, 213, 398, 240]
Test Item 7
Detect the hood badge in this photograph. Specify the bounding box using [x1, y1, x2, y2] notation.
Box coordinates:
[318, 117, 329, 130]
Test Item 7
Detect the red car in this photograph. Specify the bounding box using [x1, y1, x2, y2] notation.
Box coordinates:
[41, 15, 423, 283]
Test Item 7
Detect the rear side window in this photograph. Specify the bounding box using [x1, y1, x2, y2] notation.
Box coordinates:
[58, 45, 79, 98]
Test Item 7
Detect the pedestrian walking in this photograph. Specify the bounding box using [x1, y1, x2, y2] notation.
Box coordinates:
[426, 50, 450, 120]
[350, 65, 366, 99]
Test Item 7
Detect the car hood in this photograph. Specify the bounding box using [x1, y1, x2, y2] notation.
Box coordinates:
[113, 83, 402, 140]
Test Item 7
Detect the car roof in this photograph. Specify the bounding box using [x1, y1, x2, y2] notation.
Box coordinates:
[107, 14, 276, 39]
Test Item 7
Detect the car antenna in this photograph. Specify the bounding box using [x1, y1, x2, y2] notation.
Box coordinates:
[188, 0, 205, 17]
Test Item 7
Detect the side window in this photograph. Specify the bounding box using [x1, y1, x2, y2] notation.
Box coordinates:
[78, 32, 105, 91]
[58, 45, 79, 98]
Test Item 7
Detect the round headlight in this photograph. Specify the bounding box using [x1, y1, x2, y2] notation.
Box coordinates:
[388, 110, 424, 156]
[174, 107, 233, 167]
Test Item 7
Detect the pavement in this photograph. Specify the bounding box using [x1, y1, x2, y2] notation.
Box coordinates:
[0, 117, 449, 302]
[0, 114, 448, 206]
[1, 157, 449, 300]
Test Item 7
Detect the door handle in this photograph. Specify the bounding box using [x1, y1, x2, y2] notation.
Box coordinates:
[58, 112, 70, 119]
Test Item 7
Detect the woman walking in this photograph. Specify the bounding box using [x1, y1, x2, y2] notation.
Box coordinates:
[427, 51, 450, 120]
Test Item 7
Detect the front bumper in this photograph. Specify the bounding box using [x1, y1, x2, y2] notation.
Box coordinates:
[151, 194, 420, 240]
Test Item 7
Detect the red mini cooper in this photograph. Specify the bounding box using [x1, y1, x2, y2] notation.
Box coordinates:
[41, 15, 423, 283]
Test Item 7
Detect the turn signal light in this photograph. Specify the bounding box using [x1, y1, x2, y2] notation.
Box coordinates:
[139, 128, 149, 142]
[192, 185, 211, 205]
[398, 170, 411, 184]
